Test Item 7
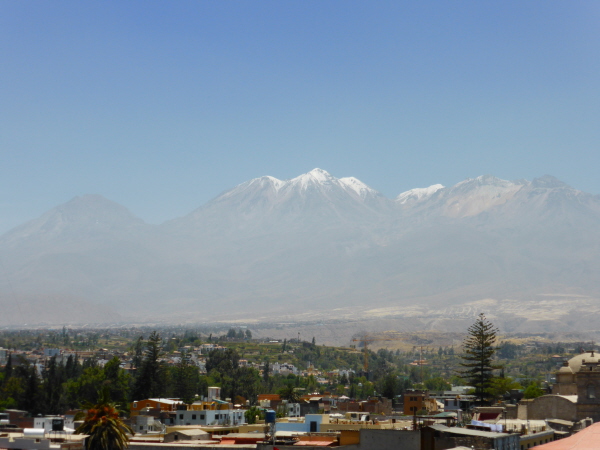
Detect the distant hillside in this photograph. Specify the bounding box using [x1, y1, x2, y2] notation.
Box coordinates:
[1, 169, 599, 333]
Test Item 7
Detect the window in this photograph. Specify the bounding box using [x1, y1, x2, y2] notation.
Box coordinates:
[179, 414, 184, 419]
[588, 385, 596, 399]
[192, 414, 196, 420]
[200, 414, 205, 420]
[133, 402, 138, 408]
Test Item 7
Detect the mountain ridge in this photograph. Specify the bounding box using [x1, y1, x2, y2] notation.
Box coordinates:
[1, 169, 600, 332]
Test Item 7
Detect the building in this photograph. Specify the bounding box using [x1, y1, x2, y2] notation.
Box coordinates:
[131, 415, 164, 434]
[175, 400, 246, 426]
[422, 424, 519, 450]
[530, 421, 600, 449]
[403, 390, 439, 415]
[531, 350, 600, 421]
[130, 399, 182, 416]
[163, 429, 211, 443]
[33, 416, 75, 434]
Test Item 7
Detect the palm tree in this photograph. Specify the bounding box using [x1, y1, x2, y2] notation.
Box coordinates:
[76, 386, 133, 450]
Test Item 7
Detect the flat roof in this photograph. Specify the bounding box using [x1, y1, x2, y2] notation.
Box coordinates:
[430, 424, 511, 439]
[146, 399, 182, 405]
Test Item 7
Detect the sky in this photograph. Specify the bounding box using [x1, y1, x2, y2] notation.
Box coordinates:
[1, 1, 599, 234]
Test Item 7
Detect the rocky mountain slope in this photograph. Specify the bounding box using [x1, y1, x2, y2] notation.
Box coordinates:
[1, 169, 599, 332]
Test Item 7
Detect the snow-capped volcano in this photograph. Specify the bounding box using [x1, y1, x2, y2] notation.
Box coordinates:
[396, 184, 444, 204]
[3, 170, 600, 332]
[200, 168, 385, 219]
[217, 168, 381, 202]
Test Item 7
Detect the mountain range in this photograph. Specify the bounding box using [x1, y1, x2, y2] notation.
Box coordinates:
[2, 169, 600, 339]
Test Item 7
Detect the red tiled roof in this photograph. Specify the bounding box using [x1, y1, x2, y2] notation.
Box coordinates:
[533, 422, 600, 449]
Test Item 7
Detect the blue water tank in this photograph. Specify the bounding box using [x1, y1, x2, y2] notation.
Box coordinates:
[265, 410, 276, 424]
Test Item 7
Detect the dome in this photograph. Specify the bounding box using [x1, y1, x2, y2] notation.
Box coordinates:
[558, 364, 574, 374]
[566, 351, 600, 373]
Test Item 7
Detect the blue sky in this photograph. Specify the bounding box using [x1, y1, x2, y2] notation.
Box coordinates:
[1, 1, 599, 233]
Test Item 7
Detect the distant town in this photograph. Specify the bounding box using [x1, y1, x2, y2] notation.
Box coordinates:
[0, 320, 598, 449]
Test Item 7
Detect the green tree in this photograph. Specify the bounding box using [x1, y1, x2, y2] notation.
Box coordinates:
[43, 356, 67, 414]
[76, 387, 133, 450]
[132, 331, 168, 400]
[488, 376, 522, 402]
[523, 381, 544, 399]
[278, 383, 300, 403]
[65, 367, 106, 409]
[459, 313, 500, 405]
[244, 406, 264, 424]
[103, 357, 130, 410]
[379, 373, 398, 401]
[173, 351, 199, 404]
[424, 377, 451, 392]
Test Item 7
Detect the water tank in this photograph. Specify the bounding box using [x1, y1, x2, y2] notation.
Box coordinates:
[265, 410, 276, 424]
[52, 419, 64, 431]
[24, 428, 45, 438]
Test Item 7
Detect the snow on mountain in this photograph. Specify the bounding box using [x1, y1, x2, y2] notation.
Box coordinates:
[211, 168, 382, 206]
[4, 170, 600, 331]
[439, 175, 527, 218]
[339, 177, 380, 199]
[216, 175, 285, 202]
[287, 168, 336, 190]
[396, 184, 444, 204]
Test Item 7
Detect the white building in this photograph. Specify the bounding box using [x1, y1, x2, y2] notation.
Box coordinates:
[173, 407, 245, 426]
[132, 415, 165, 434]
[33, 416, 75, 434]
[271, 362, 299, 376]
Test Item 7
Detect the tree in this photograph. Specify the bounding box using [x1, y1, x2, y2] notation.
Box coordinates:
[459, 313, 500, 405]
[278, 383, 300, 403]
[132, 331, 168, 400]
[523, 381, 544, 399]
[76, 387, 133, 450]
[173, 351, 199, 404]
[379, 373, 398, 401]
[244, 406, 264, 424]
[103, 357, 131, 410]
[488, 376, 522, 402]
[424, 376, 451, 392]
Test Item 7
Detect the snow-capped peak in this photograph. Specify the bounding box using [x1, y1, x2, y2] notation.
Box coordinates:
[339, 177, 379, 199]
[396, 184, 444, 204]
[217, 175, 284, 200]
[213, 168, 382, 206]
[289, 168, 336, 190]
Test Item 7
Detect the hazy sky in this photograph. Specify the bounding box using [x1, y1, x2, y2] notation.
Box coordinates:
[1, 1, 599, 234]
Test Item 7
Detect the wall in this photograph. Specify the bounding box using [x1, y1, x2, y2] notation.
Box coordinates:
[358, 429, 420, 450]
[519, 430, 554, 450]
[0, 438, 55, 450]
[527, 396, 577, 422]
[274, 415, 323, 433]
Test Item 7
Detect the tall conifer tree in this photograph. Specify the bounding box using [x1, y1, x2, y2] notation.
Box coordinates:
[460, 313, 500, 405]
